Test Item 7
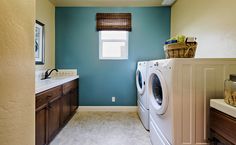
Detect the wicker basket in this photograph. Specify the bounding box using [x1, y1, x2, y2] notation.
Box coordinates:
[164, 42, 197, 58]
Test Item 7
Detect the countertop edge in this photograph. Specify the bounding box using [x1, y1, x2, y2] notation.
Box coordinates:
[210, 99, 236, 118]
[35, 76, 79, 94]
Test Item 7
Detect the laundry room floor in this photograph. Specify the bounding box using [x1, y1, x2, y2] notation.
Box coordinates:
[50, 111, 151, 145]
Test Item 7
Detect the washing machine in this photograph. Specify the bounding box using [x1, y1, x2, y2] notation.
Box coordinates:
[148, 58, 236, 145]
[136, 61, 149, 130]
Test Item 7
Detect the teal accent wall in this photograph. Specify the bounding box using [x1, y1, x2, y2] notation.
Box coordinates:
[56, 7, 170, 106]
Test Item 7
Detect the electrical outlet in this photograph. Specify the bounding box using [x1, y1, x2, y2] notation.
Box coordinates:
[112, 96, 116, 102]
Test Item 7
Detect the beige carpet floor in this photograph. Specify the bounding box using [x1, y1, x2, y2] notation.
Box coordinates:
[50, 111, 151, 145]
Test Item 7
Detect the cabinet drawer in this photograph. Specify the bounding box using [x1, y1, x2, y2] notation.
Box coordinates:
[62, 80, 77, 95]
[36, 86, 62, 109]
[210, 108, 236, 144]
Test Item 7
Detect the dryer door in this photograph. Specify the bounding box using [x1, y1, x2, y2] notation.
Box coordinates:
[149, 69, 168, 115]
[136, 69, 145, 95]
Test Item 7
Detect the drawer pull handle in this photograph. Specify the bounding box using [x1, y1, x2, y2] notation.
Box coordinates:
[47, 95, 52, 99]
[48, 104, 52, 109]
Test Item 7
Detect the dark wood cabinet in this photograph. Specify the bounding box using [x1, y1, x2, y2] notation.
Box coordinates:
[70, 89, 78, 113]
[36, 79, 79, 145]
[61, 79, 78, 126]
[48, 97, 61, 142]
[210, 108, 236, 145]
[60, 93, 71, 125]
[36, 107, 47, 145]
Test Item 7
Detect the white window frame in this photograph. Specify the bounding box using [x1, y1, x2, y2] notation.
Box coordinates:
[99, 31, 129, 60]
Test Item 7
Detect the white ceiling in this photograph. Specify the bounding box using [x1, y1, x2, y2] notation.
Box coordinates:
[49, 0, 167, 7]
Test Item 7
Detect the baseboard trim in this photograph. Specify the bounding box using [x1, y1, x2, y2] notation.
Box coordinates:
[78, 106, 138, 112]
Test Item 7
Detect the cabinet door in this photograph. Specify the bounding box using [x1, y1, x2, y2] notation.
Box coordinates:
[60, 93, 71, 125]
[36, 107, 47, 145]
[210, 131, 234, 145]
[210, 108, 236, 144]
[48, 97, 61, 142]
[70, 89, 78, 113]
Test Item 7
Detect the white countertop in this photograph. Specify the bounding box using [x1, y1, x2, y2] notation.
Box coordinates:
[210, 99, 236, 118]
[35, 75, 79, 94]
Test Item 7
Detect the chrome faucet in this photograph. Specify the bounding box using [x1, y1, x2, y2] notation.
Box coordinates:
[43, 69, 58, 79]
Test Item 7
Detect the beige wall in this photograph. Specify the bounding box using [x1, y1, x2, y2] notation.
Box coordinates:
[36, 0, 55, 70]
[0, 0, 35, 145]
[171, 0, 236, 58]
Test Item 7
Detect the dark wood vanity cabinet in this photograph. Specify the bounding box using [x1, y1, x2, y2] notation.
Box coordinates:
[60, 93, 71, 126]
[36, 79, 79, 145]
[36, 106, 47, 145]
[70, 88, 78, 113]
[48, 97, 61, 142]
[63, 80, 78, 114]
[209, 108, 236, 145]
[60, 79, 78, 126]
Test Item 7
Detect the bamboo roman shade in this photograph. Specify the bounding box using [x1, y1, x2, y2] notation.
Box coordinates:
[96, 13, 132, 31]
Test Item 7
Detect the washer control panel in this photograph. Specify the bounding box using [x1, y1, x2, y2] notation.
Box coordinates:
[154, 62, 159, 66]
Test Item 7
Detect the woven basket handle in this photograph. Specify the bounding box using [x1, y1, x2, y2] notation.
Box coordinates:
[184, 45, 194, 56]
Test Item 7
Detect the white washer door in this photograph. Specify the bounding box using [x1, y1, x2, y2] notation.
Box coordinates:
[149, 69, 168, 115]
[136, 69, 145, 95]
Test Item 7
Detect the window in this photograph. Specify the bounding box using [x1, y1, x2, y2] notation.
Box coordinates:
[99, 31, 128, 60]
[96, 13, 131, 60]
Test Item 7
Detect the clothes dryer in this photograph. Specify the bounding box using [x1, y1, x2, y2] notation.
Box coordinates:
[148, 58, 236, 145]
